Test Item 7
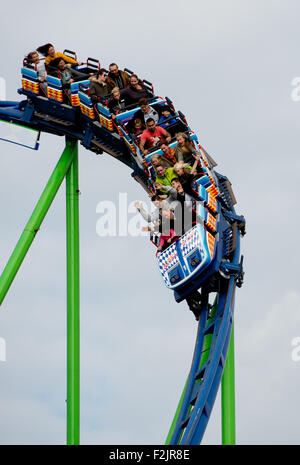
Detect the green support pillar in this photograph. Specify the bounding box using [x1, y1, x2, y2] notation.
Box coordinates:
[66, 138, 80, 445]
[221, 323, 236, 445]
[0, 139, 77, 305]
[0, 137, 80, 444]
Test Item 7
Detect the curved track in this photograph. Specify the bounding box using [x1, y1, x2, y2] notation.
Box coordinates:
[166, 227, 241, 444]
[0, 74, 244, 444]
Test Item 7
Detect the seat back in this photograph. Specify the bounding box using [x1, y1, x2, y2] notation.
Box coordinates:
[21, 66, 40, 95]
[70, 79, 90, 106]
[78, 86, 95, 119]
[46, 75, 63, 102]
[115, 96, 166, 125]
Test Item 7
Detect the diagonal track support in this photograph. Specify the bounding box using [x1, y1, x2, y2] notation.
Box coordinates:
[0, 138, 78, 305]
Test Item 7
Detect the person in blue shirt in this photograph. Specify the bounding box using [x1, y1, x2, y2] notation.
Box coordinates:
[158, 106, 177, 128]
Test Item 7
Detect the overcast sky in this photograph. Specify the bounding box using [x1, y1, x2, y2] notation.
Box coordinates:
[0, 0, 300, 445]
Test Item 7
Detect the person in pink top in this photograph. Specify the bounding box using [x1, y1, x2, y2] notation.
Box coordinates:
[157, 208, 177, 253]
[139, 118, 171, 155]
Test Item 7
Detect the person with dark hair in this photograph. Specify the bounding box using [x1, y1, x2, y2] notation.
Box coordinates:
[37, 43, 81, 67]
[26, 51, 47, 91]
[106, 63, 130, 91]
[120, 74, 152, 106]
[159, 141, 178, 166]
[139, 119, 171, 155]
[153, 176, 203, 240]
[138, 205, 177, 254]
[108, 87, 126, 118]
[158, 106, 177, 128]
[131, 118, 145, 140]
[132, 98, 161, 125]
[50, 58, 87, 90]
[154, 164, 178, 191]
[134, 198, 162, 225]
[89, 69, 110, 104]
[134, 187, 179, 230]
[163, 178, 200, 236]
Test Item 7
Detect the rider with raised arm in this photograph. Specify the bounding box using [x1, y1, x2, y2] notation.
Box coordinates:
[173, 153, 204, 198]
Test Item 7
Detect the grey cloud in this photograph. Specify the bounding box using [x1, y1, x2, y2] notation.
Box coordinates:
[0, 0, 300, 445]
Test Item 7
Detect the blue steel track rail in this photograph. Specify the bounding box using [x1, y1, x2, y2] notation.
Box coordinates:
[0, 99, 135, 170]
[167, 217, 241, 445]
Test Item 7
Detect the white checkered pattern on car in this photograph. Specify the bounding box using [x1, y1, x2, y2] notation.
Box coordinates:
[158, 242, 179, 285]
[180, 226, 205, 259]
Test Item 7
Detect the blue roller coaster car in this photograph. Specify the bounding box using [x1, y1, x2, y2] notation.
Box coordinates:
[153, 165, 245, 304]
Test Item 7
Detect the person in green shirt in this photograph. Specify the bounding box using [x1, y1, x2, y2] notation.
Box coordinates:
[155, 164, 178, 194]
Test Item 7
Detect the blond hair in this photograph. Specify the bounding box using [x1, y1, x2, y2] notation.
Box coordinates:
[177, 133, 195, 154]
[176, 132, 189, 142]
[173, 161, 190, 174]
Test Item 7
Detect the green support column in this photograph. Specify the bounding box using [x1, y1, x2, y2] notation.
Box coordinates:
[221, 323, 236, 445]
[66, 138, 80, 445]
[0, 139, 77, 305]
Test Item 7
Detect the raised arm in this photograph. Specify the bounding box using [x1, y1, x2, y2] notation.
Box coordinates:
[134, 201, 159, 224]
[190, 153, 201, 175]
[156, 183, 178, 200]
